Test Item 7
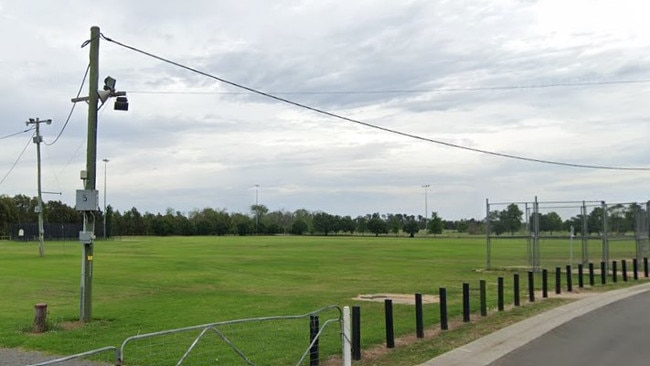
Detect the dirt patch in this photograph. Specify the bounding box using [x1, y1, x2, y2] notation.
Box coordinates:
[353, 293, 439, 305]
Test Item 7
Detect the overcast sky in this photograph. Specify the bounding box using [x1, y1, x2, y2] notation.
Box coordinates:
[1, 0, 649, 220]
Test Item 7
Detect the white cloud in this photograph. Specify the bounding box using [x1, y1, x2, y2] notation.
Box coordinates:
[1, 0, 649, 220]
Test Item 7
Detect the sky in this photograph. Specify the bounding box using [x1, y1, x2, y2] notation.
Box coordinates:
[1, 0, 649, 220]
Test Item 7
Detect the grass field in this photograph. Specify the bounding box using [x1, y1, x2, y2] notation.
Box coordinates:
[0, 235, 641, 365]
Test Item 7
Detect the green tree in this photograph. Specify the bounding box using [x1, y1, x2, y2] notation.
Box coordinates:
[403, 216, 419, 238]
[367, 213, 388, 237]
[504, 204, 523, 235]
[313, 212, 336, 235]
[290, 219, 308, 235]
[427, 212, 444, 236]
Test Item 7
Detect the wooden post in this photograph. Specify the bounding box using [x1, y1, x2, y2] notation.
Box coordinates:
[33, 303, 47, 333]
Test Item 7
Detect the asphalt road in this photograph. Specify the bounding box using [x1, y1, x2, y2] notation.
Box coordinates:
[420, 283, 650, 366]
[488, 290, 650, 366]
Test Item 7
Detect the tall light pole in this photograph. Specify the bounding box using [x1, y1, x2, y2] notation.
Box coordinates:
[102, 158, 109, 239]
[253, 184, 260, 235]
[422, 184, 430, 232]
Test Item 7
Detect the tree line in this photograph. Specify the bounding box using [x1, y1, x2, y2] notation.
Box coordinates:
[1, 195, 644, 239]
[488, 203, 646, 236]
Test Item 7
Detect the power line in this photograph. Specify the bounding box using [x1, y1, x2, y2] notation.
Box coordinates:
[128, 78, 650, 96]
[0, 132, 35, 186]
[45, 64, 90, 146]
[0, 127, 35, 140]
[100, 33, 650, 172]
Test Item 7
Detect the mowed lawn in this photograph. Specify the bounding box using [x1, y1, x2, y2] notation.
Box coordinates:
[0, 235, 532, 361]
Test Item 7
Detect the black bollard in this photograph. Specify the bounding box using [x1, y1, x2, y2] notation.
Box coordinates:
[566, 265, 573, 292]
[622, 260, 628, 282]
[497, 277, 504, 311]
[513, 274, 520, 306]
[612, 261, 618, 283]
[589, 263, 595, 287]
[645, 257, 649, 278]
[462, 283, 471, 322]
[528, 271, 535, 302]
[601, 261, 607, 285]
[480, 280, 487, 317]
[352, 306, 361, 361]
[415, 293, 424, 338]
[633, 258, 639, 280]
[578, 264, 584, 288]
[439, 288, 448, 330]
[542, 269, 548, 298]
[384, 299, 394, 348]
[309, 315, 320, 366]
[555, 267, 561, 294]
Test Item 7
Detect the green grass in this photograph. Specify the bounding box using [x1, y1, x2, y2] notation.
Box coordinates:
[0, 236, 642, 364]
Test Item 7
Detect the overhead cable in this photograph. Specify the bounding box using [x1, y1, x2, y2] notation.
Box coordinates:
[0, 133, 34, 186]
[100, 33, 650, 171]
[45, 64, 90, 146]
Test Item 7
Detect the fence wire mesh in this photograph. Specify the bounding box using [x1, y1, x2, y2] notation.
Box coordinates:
[118, 305, 342, 366]
[486, 199, 650, 271]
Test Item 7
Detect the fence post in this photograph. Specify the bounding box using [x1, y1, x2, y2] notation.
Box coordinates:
[578, 264, 584, 288]
[513, 274, 520, 306]
[601, 261, 607, 284]
[555, 267, 561, 294]
[528, 271, 535, 302]
[612, 261, 618, 283]
[497, 277, 504, 311]
[463, 283, 471, 322]
[342, 306, 352, 366]
[415, 293, 424, 338]
[352, 306, 361, 361]
[542, 269, 548, 298]
[309, 315, 320, 366]
[622, 260, 628, 282]
[439, 288, 448, 330]
[566, 265, 573, 292]
[589, 263, 595, 286]
[633, 258, 639, 280]
[384, 299, 394, 348]
[480, 280, 487, 316]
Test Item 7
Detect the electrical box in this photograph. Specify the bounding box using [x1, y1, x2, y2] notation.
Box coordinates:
[79, 231, 93, 244]
[75, 189, 99, 211]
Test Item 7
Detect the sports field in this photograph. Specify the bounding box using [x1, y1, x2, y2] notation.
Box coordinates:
[0, 235, 634, 364]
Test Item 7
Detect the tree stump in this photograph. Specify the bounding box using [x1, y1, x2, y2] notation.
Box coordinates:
[33, 303, 47, 333]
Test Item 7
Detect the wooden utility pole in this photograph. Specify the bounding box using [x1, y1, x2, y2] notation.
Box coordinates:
[80, 25, 100, 323]
[26, 117, 51, 257]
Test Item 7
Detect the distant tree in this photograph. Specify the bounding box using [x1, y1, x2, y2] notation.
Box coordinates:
[489, 211, 506, 236]
[403, 216, 419, 238]
[427, 212, 444, 236]
[544, 212, 563, 235]
[313, 212, 336, 235]
[339, 215, 356, 234]
[290, 219, 308, 235]
[367, 213, 388, 237]
[355, 216, 368, 235]
[504, 204, 523, 235]
[587, 207, 604, 235]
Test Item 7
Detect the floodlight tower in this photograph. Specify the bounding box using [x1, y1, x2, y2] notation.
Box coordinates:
[102, 158, 109, 239]
[422, 184, 430, 231]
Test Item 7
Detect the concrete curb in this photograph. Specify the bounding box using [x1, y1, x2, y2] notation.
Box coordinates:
[418, 282, 650, 366]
